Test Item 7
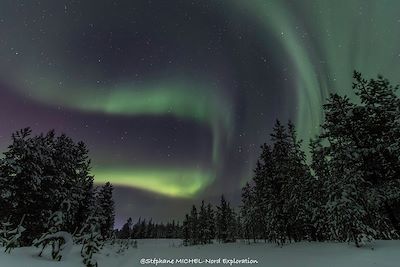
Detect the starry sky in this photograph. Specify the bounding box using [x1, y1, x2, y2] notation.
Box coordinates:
[0, 0, 399, 227]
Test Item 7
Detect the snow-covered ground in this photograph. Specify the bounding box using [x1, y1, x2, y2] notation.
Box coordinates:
[1, 239, 400, 267]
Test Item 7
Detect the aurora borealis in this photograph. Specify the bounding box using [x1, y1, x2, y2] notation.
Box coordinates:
[1, 0, 399, 225]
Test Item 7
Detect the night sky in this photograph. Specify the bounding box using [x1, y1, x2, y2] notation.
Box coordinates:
[1, 0, 400, 227]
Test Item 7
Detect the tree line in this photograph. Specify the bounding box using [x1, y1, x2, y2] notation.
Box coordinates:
[118, 196, 239, 246]
[182, 197, 237, 245]
[117, 217, 182, 239]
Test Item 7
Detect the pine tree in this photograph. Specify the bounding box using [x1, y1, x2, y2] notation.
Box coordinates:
[240, 182, 256, 243]
[140, 219, 147, 238]
[119, 218, 132, 239]
[319, 92, 378, 246]
[216, 195, 228, 242]
[252, 143, 274, 242]
[166, 220, 175, 238]
[33, 201, 74, 260]
[351, 71, 400, 234]
[286, 121, 313, 241]
[198, 201, 208, 244]
[269, 120, 292, 244]
[206, 203, 215, 243]
[80, 217, 102, 267]
[54, 135, 95, 235]
[308, 138, 330, 241]
[226, 207, 237, 242]
[96, 182, 115, 239]
[311, 71, 400, 245]
[216, 195, 236, 243]
[73, 208, 105, 267]
[236, 213, 243, 241]
[189, 205, 199, 245]
[146, 219, 154, 238]
[174, 221, 181, 239]
[182, 214, 190, 246]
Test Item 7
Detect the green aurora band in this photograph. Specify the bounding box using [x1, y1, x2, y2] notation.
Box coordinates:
[95, 167, 214, 198]
[1, 0, 400, 197]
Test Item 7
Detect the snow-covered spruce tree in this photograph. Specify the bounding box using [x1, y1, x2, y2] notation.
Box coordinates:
[319, 93, 378, 246]
[226, 206, 237, 243]
[245, 122, 291, 244]
[77, 213, 104, 267]
[189, 205, 199, 245]
[182, 214, 190, 246]
[314, 72, 400, 243]
[109, 231, 117, 246]
[236, 213, 243, 241]
[0, 128, 52, 244]
[240, 182, 256, 243]
[268, 120, 293, 244]
[216, 195, 228, 242]
[252, 144, 273, 242]
[252, 142, 280, 243]
[96, 182, 115, 239]
[206, 203, 215, 243]
[141, 219, 147, 238]
[175, 221, 182, 239]
[135, 218, 147, 238]
[350, 72, 400, 236]
[173, 221, 179, 238]
[308, 137, 331, 241]
[0, 215, 26, 253]
[119, 217, 132, 239]
[285, 121, 314, 241]
[166, 220, 174, 238]
[130, 218, 139, 239]
[146, 219, 154, 238]
[33, 201, 73, 260]
[0, 129, 96, 244]
[198, 201, 208, 244]
[216, 195, 236, 243]
[81, 225, 102, 267]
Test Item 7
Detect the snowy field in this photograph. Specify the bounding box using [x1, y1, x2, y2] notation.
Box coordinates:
[1, 239, 400, 267]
